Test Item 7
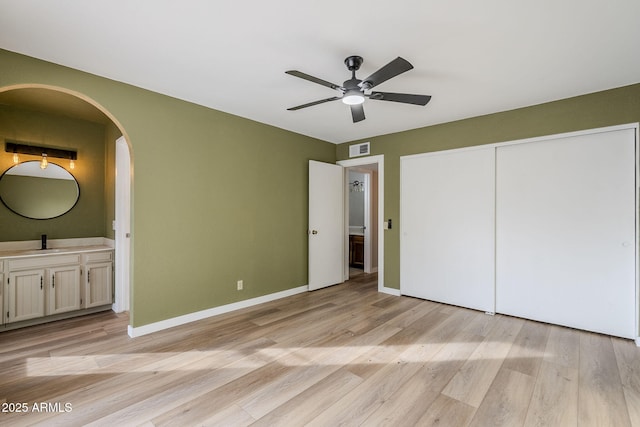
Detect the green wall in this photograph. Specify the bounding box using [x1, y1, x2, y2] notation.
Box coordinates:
[337, 83, 640, 289]
[0, 49, 335, 327]
[0, 105, 107, 240]
[104, 121, 120, 240]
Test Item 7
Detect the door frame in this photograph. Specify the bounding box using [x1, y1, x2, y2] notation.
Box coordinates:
[347, 169, 373, 273]
[338, 155, 390, 294]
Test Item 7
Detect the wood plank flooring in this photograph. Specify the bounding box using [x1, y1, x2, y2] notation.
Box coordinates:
[0, 272, 638, 426]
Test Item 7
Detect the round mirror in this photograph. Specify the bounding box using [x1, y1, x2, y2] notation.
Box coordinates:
[0, 161, 79, 219]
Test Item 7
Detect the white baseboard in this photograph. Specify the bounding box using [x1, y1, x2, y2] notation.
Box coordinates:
[128, 285, 309, 338]
[379, 286, 401, 296]
[636, 337, 640, 347]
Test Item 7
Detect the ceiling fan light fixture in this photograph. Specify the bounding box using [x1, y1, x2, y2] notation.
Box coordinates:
[342, 90, 365, 105]
[286, 56, 430, 123]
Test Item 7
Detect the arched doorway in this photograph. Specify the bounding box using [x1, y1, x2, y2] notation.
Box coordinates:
[0, 84, 133, 326]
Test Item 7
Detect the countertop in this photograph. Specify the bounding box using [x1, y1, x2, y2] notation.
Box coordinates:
[0, 245, 113, 259]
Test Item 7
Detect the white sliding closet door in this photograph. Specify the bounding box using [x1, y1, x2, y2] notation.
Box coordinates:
[496, 129, 636, 338]
[401, 147, 495, 312]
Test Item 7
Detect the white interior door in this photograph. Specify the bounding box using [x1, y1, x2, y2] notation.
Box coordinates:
[115, 136, 131, 313]
[496, 128, 636, 338]
[400, 147, 496, 312]
[309, 160, 344, 291]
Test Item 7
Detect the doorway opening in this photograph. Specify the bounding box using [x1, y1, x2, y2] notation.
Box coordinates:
[338, 155, 385, 293]
[347, 166, 377, 279]
[0, 84, 133, 329]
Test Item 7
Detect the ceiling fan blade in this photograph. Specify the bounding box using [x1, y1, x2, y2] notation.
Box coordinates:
[361, 57, 414, 89]
[350, 104, 365, 123]
[287, 96, 340, 111]
[368, 92, 432, 106]
[285, 70, 343, 91]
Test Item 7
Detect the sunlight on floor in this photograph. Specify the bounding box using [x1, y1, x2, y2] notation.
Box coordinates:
[26, 341, 543, 376]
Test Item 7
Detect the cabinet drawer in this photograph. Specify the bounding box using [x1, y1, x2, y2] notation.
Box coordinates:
[8, 254, 82, 271]
[84, 251, 113, 263]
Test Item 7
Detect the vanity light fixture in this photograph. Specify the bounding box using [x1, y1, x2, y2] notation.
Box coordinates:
[40, 153, 48, 170]
[5, 141, 77, 171]
[350, 180, 365, 192]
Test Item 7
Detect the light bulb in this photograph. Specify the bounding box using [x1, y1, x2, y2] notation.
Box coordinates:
[69, 159, 75, 170]
[341, 89, 365, 105]
[40, 154, 48, 170]
[13, 153, 19, 164]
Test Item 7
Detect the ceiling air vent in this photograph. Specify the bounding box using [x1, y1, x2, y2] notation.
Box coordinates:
[349, 142, 370, 158]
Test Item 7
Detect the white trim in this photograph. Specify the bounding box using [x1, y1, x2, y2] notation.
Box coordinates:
[338, 155, 385, 293]
[380, 286, 401, 297]
[127, 285, 309, 337]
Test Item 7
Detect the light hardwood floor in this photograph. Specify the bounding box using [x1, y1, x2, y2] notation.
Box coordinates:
[0, 272, 639, 426]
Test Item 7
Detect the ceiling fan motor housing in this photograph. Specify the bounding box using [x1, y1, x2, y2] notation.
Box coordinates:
[344, 55, 363, 71]
[344, 56, 365, 95]
[343, 78, 362, 90]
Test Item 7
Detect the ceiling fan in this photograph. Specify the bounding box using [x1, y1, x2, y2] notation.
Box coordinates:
[285, 55, 431, 123]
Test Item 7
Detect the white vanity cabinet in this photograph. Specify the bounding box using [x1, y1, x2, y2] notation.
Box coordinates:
[83, 251, 113, 309]
[7, 269, 46, 323]
[5, 254, 81, 324]
[48, 265, 81, 315]
[1, 246, 114, 330]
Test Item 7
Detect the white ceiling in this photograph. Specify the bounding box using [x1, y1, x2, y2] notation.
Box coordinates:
[1, 0, 639, 144]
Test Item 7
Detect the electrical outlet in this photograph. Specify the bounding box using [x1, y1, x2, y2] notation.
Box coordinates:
[237, 280, 243, 291]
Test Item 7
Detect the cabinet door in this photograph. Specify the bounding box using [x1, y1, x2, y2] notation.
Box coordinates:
[48, 266, 81, 315]
[350, 235, 364, 268]
[7, 269, 45, 323]
[85, 263, 113, 308]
